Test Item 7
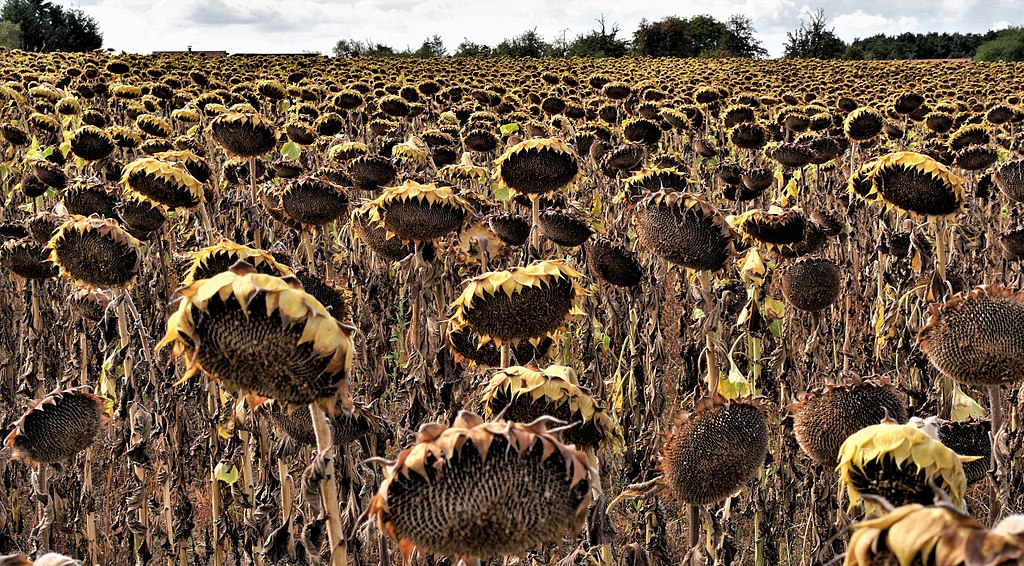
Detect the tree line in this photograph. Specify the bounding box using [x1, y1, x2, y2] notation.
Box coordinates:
[336, 11, 1024, 62]
[0, 0, 102, 52]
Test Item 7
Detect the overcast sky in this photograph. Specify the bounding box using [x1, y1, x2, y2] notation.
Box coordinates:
[64, 0, 1022, 58]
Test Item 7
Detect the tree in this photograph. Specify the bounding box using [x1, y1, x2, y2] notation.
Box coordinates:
[453, 38, 491, 57]
[633, 14, 763, 58]
[721, 14, 768, 58]
[784, 9, 846, 59]
[332, 38, 397, 57]
[0, 19, 20, 48]
[1, 0, 101, 52]
[493, 28, 551, 57]
[567, 16, 629, 57]
[414, 34, 446, 57]
[633, 16, 693, 57]
[975, 27, 1024, 61]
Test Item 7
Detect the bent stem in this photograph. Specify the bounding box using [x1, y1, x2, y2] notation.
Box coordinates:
[310, 403, 348, 566]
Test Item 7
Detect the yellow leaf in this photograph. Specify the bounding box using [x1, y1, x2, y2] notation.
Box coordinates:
[214, 462, 239, 485]
[740, 248, 765, 285]
[950, 385, 985, 422]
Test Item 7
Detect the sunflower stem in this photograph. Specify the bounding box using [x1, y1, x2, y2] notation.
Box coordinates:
[500, 343, 510, 368]
[30, 279, 42, 333]
[531, 194, 541, 252]
[988, 384, 1005, 525]
[310, 402, 348, 566]
[933, 219, 947, 298]
[207, 382, 224, 566]
[687, 504, 700, 549]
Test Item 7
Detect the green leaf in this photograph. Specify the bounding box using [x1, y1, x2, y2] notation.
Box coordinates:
[764, 296, 786, 319]
[214, 462, 240, 485]
[768, 319, 783, 338]
[280, 140, 301, 159]
[490, 182, 509, 201]
[499, 123, 520, 137]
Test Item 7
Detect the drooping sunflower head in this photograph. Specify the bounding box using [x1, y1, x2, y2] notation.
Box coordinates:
[623, 166, 692, 195]
[780, 256, 842, 312]
[632, 190, 736, 271]
[369, 411, 592, 561]
[121, 156, 204, 209]
[837, 421, 971, 514]
[844, 107, 885, 142]
[855, 151, 965, 218]
[351, 203, 416, 262]
[1, 237, 58, 280]
[47, 215, 140, 289]
[158, 263, 354, 407]
[68, 124, 116, 162]
[347, 155, 397, 191]
[482, 364, 619, 450]
[181, 240, 292, 286]
[587, 237, 643, 288]
[494, 138, 580, 197]
[261, 398, 378, 447]
[209, 111, 278, 158]
[450, 260, 585, 346]
[659, 396, 769, 505]
[153, 149, 212, 183]
[790, 376, 908, 465]
[438, 152, 491, 185]
[445, 323, 552, 368]
[918, 284, 1024, 386]
[365, 180, 473, 243]
[936, 418, 991, 484]
[845, 504, 974, 566]
[994, 159, 1024, 203]
[278, 175, 349, 227]
[732, 206, 808, 253]
[4, 387, 109, 465]
[538, 208, 593, 247]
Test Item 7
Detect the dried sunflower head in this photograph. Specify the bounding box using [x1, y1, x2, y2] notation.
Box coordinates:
[780, 256, 842, 311]
[1, 238, 58, 280]
[68, 124, 115, 162]
[47, 215, 140, 289]
[4, 387, 108, 465]
[438, 152, 490, 185]
[278, 175, 349, 227]
[623, 166, 692, 194]
[853, 151, 964, 219]
[351, 203, 416, 261]
[632, 190, 735, 271]
[587, 237, 643, 288]
[450, 260, 585, 346]
[919, 284, 1024, 386]
[837, 421, 971, 514]
[158, 263, 354, 407]
[181, 240, 292, 286]
[659, 396, 769, 505]
[494, 138, 579, 197]
[121, 156, 204, 209]
[482, 364, 618, 450]
[364, 180, 472, 243]
[209, 111, 278, 157]
[260, 398, 377, 447]
[791, 377, 907, 465]
[845, 503, 1024, 566]
[369, 411, 592, 561]
[732, 206, 807, 253]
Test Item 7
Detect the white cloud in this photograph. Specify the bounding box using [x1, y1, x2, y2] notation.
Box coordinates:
[72, 0, 1023, 57]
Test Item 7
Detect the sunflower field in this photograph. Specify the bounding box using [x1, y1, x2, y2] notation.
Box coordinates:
[1, 52, 1024, 565]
